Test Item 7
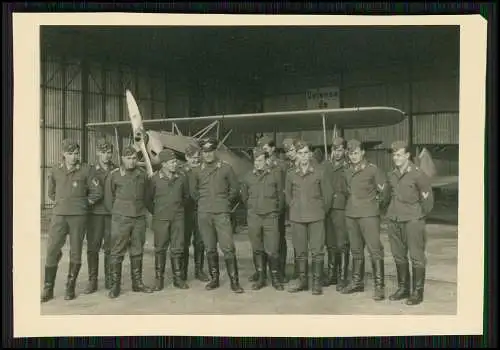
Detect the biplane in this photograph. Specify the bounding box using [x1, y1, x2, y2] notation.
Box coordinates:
[86, 90, 458, 193]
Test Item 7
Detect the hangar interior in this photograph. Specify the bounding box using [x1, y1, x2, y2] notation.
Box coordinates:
[40, 25, 459, 209]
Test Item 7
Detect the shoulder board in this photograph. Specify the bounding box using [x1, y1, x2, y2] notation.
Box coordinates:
[110, 168, 120, 174]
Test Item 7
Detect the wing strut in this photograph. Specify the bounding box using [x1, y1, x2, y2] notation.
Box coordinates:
[194, 121, 219, 140]
[114, 127, 121, 165]
[192, 120, 218, 139]
[218, 129, 233, 149]
[321, 113, 328, 160]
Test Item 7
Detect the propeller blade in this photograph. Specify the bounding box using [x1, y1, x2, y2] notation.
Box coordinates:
[125, 89, 154, 177]
[125, 89, 143, 134]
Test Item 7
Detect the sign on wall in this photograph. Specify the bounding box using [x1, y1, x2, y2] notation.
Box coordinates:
[306, 86, 340, 110]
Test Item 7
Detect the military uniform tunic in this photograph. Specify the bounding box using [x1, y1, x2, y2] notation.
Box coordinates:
[285, 163, 333, 261]
[344, 160, 390, 261]
[147, 169, 189, 255]
[266, 154, 289, 270]
[240, 166, 284, 257]
[105, 167, 150, 259]
[189, 159, 240, 258]
[324, 160, 349, 252]
[87, 163, 117, 255]
[180, 163, 205, 253]
[386, 162, 434, 268]
[46, 162, 103, 266]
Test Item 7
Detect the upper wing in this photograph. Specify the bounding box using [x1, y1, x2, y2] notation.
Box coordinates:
[86, 106, 407, 137]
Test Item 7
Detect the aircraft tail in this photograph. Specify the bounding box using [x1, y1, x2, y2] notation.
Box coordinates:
[416, 147, 437, 178]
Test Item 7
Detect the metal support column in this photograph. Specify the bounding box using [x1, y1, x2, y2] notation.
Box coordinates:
[61, 57, 67, 139]
[41, 59, 46, 209]
[81, 59, 89, 162]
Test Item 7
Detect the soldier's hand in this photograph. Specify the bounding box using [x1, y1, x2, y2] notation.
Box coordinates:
[88, 199, 95, 206]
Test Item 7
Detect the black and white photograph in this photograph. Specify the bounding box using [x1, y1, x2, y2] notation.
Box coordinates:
[12, 13, 486, 338]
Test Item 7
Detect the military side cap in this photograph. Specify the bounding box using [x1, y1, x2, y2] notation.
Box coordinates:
[390, 140, 409, 153]
[200, 138, 218, 152]
[294, 140, 308, 151]
[122, 145, 137, 157]
[61, 139, 79, 153]
[332, 136, 346, 149]
[253, 147, 266, 159]
[96, 138, 113, 152]
[282, 138, 297, 151]
[347, 139, 362, 151]
[257, 135, 273, 147]
[159, 149, 176, 163]
[185, 143, 201, 156]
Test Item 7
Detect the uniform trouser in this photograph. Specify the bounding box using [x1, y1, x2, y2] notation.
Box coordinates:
[152, 214, 185, 255]
[45, 215, 87, 267]
[325, 209, 349, 251]
[110, 214, 147, 259]
[184, 208, 204, 253]
[247, 212, 280, 258]
[291, 220, 325, 262]
[86, 215, 112, 255]
[278, 212, 288, 261]
[387, 219, 427, 268]
[346, 216, 384, 261]
[198, 212, 236, 259]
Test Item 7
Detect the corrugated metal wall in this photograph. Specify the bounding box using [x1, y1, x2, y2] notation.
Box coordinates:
[262, 64, 459, 175]
[41, 56, 168, 208]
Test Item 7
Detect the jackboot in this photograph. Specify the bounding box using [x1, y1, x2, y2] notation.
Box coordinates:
[172, 255, 189, 289]
[279, 243, 289, 283]
[341, 257, 365, 294]
[41, 265, 58, 303]
[181, 247, 190, 281]
[389, 263, 410, 301]
[205, 252, 220, 290]
[323, 249, 339, 287]
[406, 267, 426, 306]
[336, 248, 350, 292]
[64, 262, 82, 301]
[311, 259, 324, 295]
[104, 253, 112, 290]
[268, 255, 284, 291]
[251, 251, 267, 290]
[83, 252, 99, 294]
[194, 244, 210, 282]
[372, 259, 386, 301]
[288, 258, 309, 293]
[153, 251, 167, 291]
[130, 255, 153, 293]
[248, 252, 260, 282]
[292, 251, 300, 280]
[108, 257, 122, 299]
[225, 256, 244, 293]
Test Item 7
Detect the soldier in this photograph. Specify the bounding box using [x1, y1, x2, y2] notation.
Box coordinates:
[255, 136, 289, 283]
[147, 149, 190, 291]
[285, 140, 333, 295]
[341, 139, 390, 301]
[104, 146, 153, 299]
[189, 138, 244, 293]
[281, 137, 300, 280]
[41, 139, 103, 303]
[180, 144, 209, 282]
[83, 139, 118, 295]
[323, 137, 350, 291]
[240, 147, 285, 291]
[386, 141, 434, 306]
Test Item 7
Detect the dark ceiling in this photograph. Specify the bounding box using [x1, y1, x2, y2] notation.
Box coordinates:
[41, 25, 459, 79]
